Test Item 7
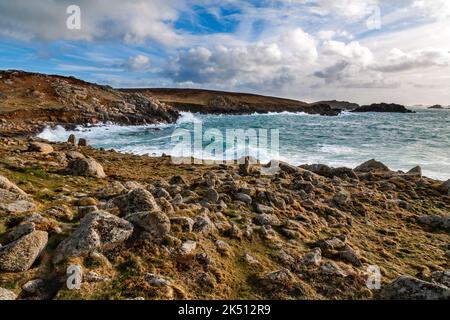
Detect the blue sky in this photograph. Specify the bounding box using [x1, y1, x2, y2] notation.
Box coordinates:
[0, 0, 450, 105]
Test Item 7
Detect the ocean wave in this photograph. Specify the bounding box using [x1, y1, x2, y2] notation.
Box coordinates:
[318, 144, 354, 154]
[176, 112, 202, 124]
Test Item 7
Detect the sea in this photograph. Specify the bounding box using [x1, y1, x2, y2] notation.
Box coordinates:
[38, 107, 450, 181]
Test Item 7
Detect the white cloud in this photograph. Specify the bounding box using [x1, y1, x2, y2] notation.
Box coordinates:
[373, 48, 450, 72]
[0, 0, 183, 45]
[125, 55, 151, 72]
[412, 0, 450, 19]
[321, 40, 374, 66]
[165, 28, 318, 87]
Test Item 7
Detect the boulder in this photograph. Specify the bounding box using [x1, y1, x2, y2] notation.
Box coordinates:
[0, 175, 27, 196]
[67, 157, 106, 178]
[431, 270, 450, 287]
[28, 142, 54, 154]
[193, 215, 215, 234]
[320, 261, 347, 277]
[0, 231, 48, 272]
[332, 191, 350, 207]
[0, 200, 37, 213]
[417, 215, 450, 232]
[258, 269, 299, 293]
[255, 203, 274, 214]
[170, 216, 194, 233]
[380, 276, 450, 300]
[180, 240, 197, 256]
[406, 166, 422, 177]
[53, 211, 133, 264]
[204, 187, 219, 203]
[78, 138, 88, 147]
[300, 248, 322, 266]
[125, 211, 170, 242]
[67, 134, 76, 145]
[0, 288, 17, 300]
[85, 271, 111, 283]
[235, 192, 252, 205]
[144, 273, 171, 287]
[301, 164, 358, 179]
[355, 159, 390, 173]
[339, 245, 363, 267]
[315, 237, 346, 251]
[96, 181, 126, 199]
[22, 279, 45, 294]
[254, 213, 281, 226]
[440, 180, 450, 195]
[113, 188, 159, 215]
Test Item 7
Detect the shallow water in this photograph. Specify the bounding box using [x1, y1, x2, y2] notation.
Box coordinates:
[38, 108, 450, 180]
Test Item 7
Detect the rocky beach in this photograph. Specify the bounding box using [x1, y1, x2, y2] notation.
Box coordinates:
[1, 71, 449, 301]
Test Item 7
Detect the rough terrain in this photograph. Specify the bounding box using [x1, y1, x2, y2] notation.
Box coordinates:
[0, 137, 448, 300]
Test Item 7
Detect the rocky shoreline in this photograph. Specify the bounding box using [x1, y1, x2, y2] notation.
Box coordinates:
[0, 135, 449, 300]
[0, 69, 449, 300]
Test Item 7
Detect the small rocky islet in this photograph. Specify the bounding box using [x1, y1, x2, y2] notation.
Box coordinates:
[0, 70, 449, 300]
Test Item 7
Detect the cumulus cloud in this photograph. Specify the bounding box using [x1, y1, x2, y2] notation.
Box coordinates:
[373, 48, 450, 72]
[124, 55, 151, 72]
[164, 28, 318, 87]
[0, 0, 183, 45]
[321, 40, 374, 66]
[412, 0, 450, 19]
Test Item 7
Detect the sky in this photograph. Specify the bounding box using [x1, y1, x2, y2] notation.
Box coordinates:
[0, 0, 449, 105]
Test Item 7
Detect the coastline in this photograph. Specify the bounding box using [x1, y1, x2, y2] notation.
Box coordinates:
[0, 134, 449, 300]
[0, 70, 449, 300]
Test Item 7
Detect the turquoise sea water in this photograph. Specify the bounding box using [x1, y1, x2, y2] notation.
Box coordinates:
[38, 108, 450, 180]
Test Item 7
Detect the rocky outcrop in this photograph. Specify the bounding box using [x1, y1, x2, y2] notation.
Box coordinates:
[67, 157, 106, 178]
[0, 70, 180, 136]
[28, 142, 54, 154]
[311, 100, 360, 111]
[380, 276, 450, 300]
[301, 164, 358, 179]
[125, 211, 170, 242]
[53, 211, 133, 264]
[113, 188, 160, 215]
[417, 215, 450, 232]
[352, 103, 414, 113]
[0, 288, 17, 300]
[0, 231, 48, 272]
[125, 88, 340, 116]
[354, 159, 390, 173]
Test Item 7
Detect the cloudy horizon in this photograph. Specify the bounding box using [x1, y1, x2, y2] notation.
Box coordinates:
[0, 0, 449, 105]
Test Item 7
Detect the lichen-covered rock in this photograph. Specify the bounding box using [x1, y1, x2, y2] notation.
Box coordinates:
[0, 288, 17, 300]
[67, 157, 106, 178]
[0, 231, 48, 272]
[440, 179, 450, 195]
[0, 175, 27, 196]
[431, 270, 450, 287]
[96, 181, 127, 199]
[254, 213, 281, 226]
[301, 164, 358, 179]
[354, 159, 390, 173]
[0, 200, 37, 213]
[53, 211, 133, 264]
[380, 276, 450, 300]
[300, 248, 322, 266]
[417, 215, 450, 232]
[125, 211, 170, 242]
[113, 188, 160, 215]
[235, 192, 252, 205]
[28, 142, 54, 154]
